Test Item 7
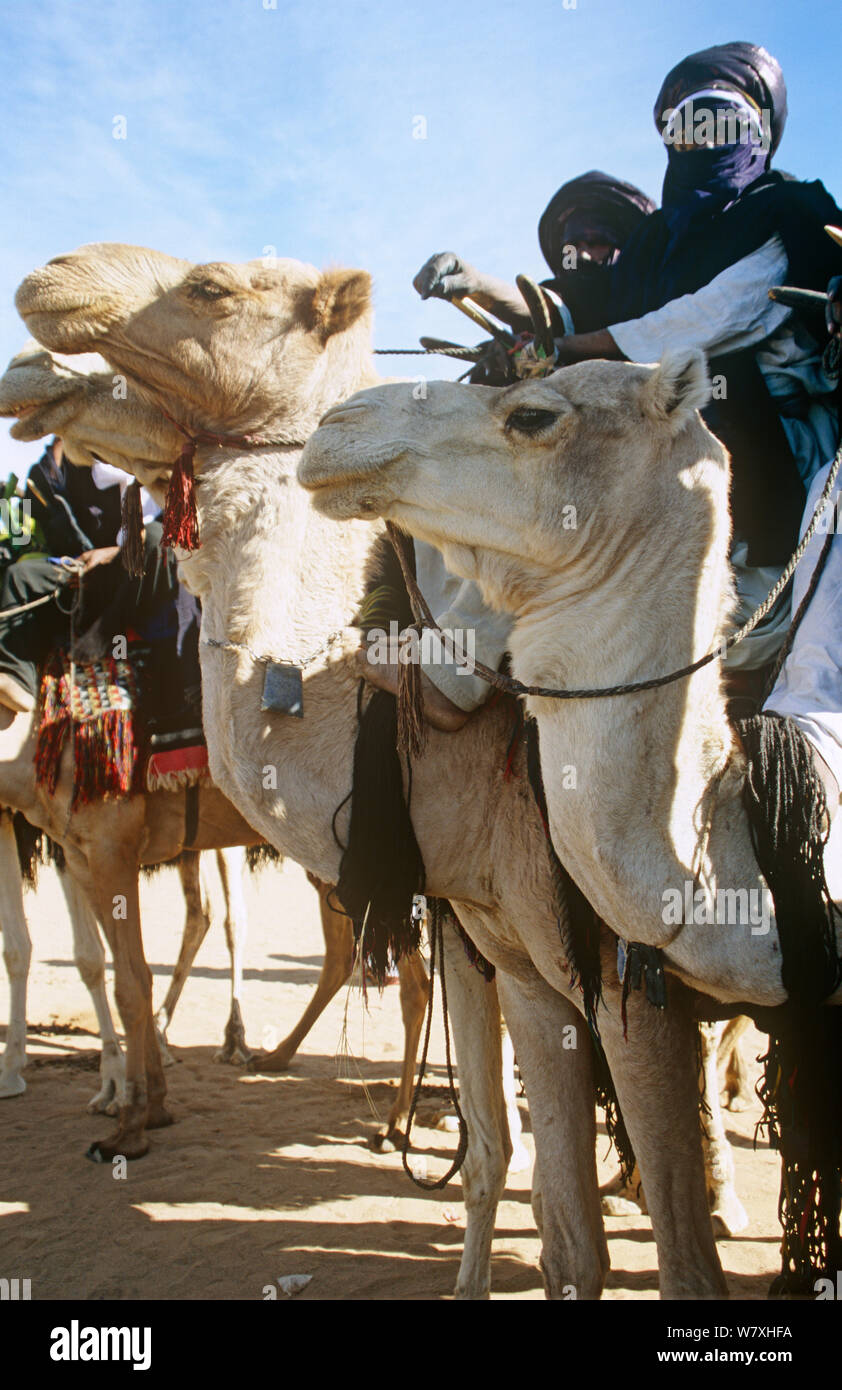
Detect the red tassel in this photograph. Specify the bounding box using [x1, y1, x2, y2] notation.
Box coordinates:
[162, 444, 200, 551]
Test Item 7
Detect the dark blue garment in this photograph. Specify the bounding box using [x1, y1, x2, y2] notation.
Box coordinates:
[610, 172, 842, 322]
[660, 139, 770, 251]
[654, 42, 788, 157]
[607, 173, 842, 566]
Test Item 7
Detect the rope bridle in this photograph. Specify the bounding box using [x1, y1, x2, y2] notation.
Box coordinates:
[158, 405, 293, 459]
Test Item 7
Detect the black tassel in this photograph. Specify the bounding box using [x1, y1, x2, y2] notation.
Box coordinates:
[736, 713, 842, 1292]
[396, 631, 429, 760]
[120, 480, 145, 577]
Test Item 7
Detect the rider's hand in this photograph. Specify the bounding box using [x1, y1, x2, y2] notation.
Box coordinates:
[413, 252, 481, 301]
[77, 545, 121, 573]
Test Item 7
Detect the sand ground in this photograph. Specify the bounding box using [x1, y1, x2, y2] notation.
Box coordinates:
[0, 855, 783, 1300]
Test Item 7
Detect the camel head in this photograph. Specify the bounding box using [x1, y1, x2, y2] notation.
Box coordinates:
[15, 244, 377, 444]
[300, 349, 727, 611]
[0, 341, 181, 490]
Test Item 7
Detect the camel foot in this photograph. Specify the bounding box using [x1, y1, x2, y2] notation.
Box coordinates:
[248, 1047, 294, 1074]
[86, 1079, 118, 1114]
[0, 1071, 26, 1098]
[146, 1102, 174, 1130]
[215, 1003, 254, 1065]
[86, 1132, 149, 1162]
[434, 1111, 460, 1133]
[508, 1141, 531, 1175]
[155, 1027, 177, 1068]
[711, 1192, 750, 1237]
[371, 1126, 404, 1154]
[724, 1091, 752, 1113]
[601, 1194, 642, 1218]
[214, 1041, 254, 1065]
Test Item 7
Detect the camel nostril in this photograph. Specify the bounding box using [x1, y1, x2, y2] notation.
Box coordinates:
[318, 402, 369, 428]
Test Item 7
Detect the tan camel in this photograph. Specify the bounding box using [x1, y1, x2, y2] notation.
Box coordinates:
[12, 244, 736, 1299]
[0, 830, 249, 1107]
[298, 357, 842, 1005]
[0, 345, 429, 1149]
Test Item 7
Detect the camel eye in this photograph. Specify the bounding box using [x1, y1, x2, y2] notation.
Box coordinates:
[190, 281, 230, 302]
[505, 406, 559, 435]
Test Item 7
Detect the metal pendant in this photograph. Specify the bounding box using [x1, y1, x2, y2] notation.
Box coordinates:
[261, 662, 304, 717]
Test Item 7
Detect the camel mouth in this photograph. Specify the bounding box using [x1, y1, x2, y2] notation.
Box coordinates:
[299, 433, 407, 493]
[7, 409, 59, 441]
[0, 377, 78, 424]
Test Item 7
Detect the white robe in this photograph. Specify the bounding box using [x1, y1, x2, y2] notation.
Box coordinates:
[764, 458, 842, 804]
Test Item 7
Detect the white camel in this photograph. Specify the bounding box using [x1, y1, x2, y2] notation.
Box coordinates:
[12, 243, 740, 1297]
[298, 353, 842, 1003]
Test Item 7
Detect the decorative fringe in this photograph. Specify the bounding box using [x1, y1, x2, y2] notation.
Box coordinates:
[396, 636, 428, 759]
[162, 445, 200, 551]
[36, 707, 138, 807]
[737, 714, 839, 1004]
[8, 810, 63, 888]
[145, 763, 210, 793]
[336, 687, 425, 983]
[757, 1009, 842, 1295]
[120, 479, 145, 577]
[735, 713, 842, 1294]
[145, 743, 209, 792]
[591, 1031, 637, 1187]
[34, 656, 142, 809]
[245, 843, 284, 872]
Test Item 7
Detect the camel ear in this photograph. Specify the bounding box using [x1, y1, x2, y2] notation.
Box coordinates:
[642, 348, 711, 432]
[307, 269, 372, 342]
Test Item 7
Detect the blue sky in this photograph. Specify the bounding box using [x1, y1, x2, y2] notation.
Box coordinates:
[1, 0, 839, 478]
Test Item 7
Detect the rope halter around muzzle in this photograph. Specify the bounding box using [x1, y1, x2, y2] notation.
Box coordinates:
[121, 407, 291, 562]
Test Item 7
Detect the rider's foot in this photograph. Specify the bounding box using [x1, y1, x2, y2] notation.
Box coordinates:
[0, 675, 35, 714]
[354, 649, 469, 732]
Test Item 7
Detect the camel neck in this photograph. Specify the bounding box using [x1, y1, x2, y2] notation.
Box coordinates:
[501, 533, 782, 1001]
[181, 444, 372, 666]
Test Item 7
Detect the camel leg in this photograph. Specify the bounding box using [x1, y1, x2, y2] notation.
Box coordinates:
[496, 966, 608, 1299]
[256, 877, 355, 1072]
[56, 866, 126, 1115]
[598, 979, 728, 1299]
[700, 1021, 748, 1236]
[85, 867, 166, 1162]
[501, 1023, 531, 1173]
[213, 846, 253, 1064]
[374, 949, 429, 1151]
[154, 851, 212, 1065]
[0, 817, 31, 1098]
[720, 1014, 753, 1111]
[439, 915, 510, 1301]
